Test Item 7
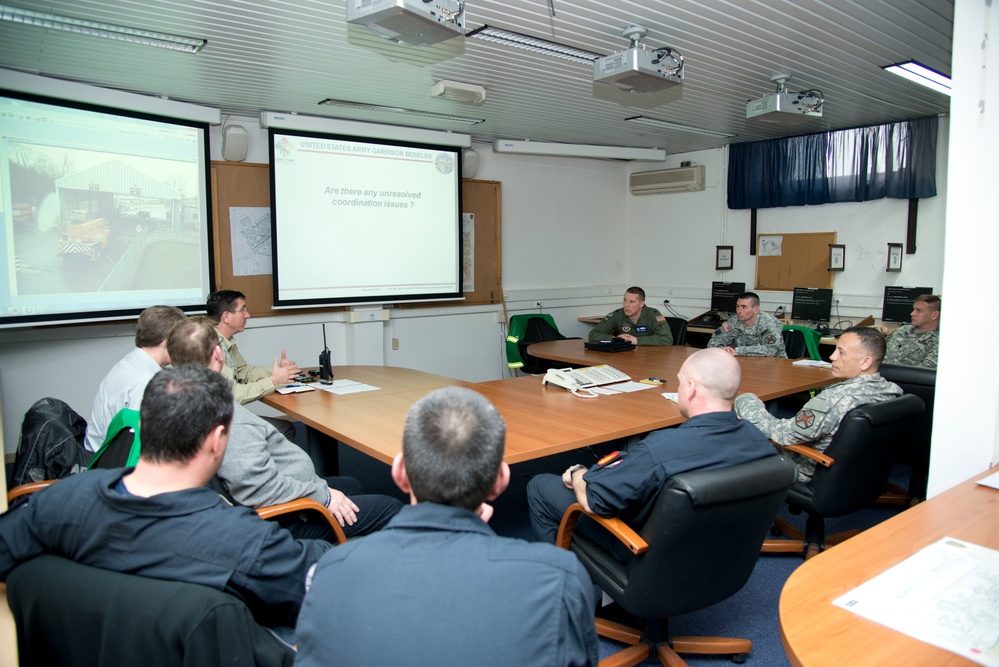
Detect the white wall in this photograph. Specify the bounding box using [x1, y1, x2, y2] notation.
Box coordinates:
[928, 0, 999, 494]
[625, 126, 948, 323]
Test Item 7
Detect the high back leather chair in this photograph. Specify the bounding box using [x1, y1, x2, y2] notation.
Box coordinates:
[558, 455, 797, 667]
[763, 393, 925, 559]
[781, 324, 822, 360]
[505, 314, 574, 374]
[665, 317, 687, 346]
[877, 364, 936, 503]
[6, 555, 294, 667]
[88, 408, 141, 470]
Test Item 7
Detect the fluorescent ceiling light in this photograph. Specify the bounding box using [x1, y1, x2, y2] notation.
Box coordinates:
[466, 25, 602, 65]
[319, 98, 483, 125]
[882, 61, 951, 96]
[0, 68, 221, 123]
[625, 116, 735, 138]
[0, 3, 206, 53]
[493, 139, 664, 161]
[260, 111, 472, 148]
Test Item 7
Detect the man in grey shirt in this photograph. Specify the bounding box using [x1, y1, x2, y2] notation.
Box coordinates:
[166, 316, 401, 542]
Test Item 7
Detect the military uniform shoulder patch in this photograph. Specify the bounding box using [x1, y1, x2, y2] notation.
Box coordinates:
[596, 450, 623, 467]
[656, 314, 666, 322]
[764, 334, 776, 344]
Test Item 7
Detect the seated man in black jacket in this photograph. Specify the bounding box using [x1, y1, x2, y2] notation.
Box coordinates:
[0, 364, 330, 628]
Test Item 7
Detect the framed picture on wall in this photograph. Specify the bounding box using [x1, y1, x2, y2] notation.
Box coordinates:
[829, 244, 845, 271]
[887, 243, 903, 272]
[715, 245, 733, 270]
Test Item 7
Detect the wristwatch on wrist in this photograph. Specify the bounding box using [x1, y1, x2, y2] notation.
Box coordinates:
[568, 464, 587, 478]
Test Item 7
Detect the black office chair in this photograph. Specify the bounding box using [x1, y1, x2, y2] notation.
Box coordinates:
[877, 364, 936, 504]
[6, 555, 294, 667]
[763, 393, 925, 559]
[509, 315, 579, 374]
[558, 455, 797, 667]
[665, 317, 687, 346]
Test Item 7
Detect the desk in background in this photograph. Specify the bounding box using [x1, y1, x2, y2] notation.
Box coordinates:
[780, 469, 999, 667]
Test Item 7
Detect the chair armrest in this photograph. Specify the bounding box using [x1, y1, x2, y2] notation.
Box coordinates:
[255, 498, 347, 544]
[6, 480, 58, 504]
[781, 443, 835, 468]
[555, 503, 648, 556]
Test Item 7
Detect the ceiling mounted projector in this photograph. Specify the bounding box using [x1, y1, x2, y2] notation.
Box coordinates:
[746, 74, 823, 122]
[593, 25, 684, 93]
[431, 79, 486, 104]
[346, 0, 465, 47]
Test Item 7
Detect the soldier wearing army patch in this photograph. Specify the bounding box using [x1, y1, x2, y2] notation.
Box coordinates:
[883, 294, 940, 369]
[708, 292, 787, 357]
[587, 286, 673, 346]
[735, 327, 901, 481]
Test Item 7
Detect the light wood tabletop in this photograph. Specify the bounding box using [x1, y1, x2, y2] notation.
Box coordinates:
[779, 469, 999, 667]
[264, 348, 837, 467]
[527, 339, 837, 401]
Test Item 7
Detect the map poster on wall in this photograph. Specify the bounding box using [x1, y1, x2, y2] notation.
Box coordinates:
[229, 207, 272, 276]
[462, 212, 474, 292]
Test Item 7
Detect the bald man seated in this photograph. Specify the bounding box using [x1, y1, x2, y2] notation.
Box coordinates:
[526, 348, 776, 563]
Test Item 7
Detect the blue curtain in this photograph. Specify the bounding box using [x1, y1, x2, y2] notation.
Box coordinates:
[727, 116, 937, 209]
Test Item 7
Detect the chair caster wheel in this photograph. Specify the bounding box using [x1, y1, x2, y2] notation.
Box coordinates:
[770, 525, 783, 537]
[731, 653, 748, 664]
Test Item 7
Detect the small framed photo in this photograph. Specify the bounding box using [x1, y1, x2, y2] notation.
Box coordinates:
[887, 243, 903, 272]
[829, 244, 845, 271]
[715, 245, 733, 271]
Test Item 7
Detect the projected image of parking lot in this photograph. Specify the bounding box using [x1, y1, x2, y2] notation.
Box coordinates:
[8, 143, 202, 297]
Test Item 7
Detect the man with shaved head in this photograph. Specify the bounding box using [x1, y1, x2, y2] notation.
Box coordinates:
[526, 348, 775, 563]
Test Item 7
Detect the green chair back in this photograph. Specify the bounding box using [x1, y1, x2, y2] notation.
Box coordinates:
[506, 314, 559, 369]
[88, 408, 141, 469]
[781, 324, 823, 361]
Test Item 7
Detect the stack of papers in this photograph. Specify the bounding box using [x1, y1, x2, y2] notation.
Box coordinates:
[792, 359, 831, 368]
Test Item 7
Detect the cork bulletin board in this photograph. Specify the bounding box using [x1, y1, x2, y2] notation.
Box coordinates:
[210, 161, 503, 315]
[754, 232, 836, 291]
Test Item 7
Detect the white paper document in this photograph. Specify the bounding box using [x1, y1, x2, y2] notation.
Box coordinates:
[275, 384, 315, 394]
[594, 381, 655, 394]
[792, 359, 831, 368]
[833, 537, 999, 666]
[315, 379, 380, 395]
[662, 392, 679, 403]
[977, 470, 999, 490]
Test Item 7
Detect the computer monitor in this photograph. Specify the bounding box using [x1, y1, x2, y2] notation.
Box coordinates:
[882, 286, 934, 323]
[710, 282, 745, 313]
[791, 287, 833, 323]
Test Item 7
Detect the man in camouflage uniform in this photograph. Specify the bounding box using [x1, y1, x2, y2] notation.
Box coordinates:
[588, 286, 673, 346]
[734, 327, 901, 482]
[883, 294, 940, 368]
[707, 292, 787, 357]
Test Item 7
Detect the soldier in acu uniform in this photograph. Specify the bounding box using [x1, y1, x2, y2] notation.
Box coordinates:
[735, 326, 901, 482]
[883, 294, 940, 368]
[707, 291, 787, 357]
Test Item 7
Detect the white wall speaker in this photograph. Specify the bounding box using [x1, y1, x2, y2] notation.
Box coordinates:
[222, 124, 248, 162]
[462, 148, 479, 179]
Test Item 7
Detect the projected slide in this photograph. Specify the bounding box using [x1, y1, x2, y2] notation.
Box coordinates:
[270, 130, 462, 307]
[0, 92, 212, 328]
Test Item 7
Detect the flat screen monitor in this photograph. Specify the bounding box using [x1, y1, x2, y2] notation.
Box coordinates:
[269, 129, 463, 308]
[710, 281, 745, 313]
[882, 286, 933, 323]
[0, 91, 214, 328]
[791, 287, 833, 323]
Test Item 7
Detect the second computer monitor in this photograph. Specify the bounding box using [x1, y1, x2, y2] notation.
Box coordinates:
[791, 287, 833, 323]
[711, 281, 746, 313]
[882, 286, 933, 323]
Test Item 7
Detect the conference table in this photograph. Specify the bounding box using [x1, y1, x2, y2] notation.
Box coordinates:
[779, 469, 999, 666]
[262, 342, 836, 468]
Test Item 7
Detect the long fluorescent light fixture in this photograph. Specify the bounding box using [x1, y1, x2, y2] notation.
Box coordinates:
[882, 61, 951, 96]
[319, 98, 483, 125]
[0, 68, 221, 123]
[260, 111, 472, 148]
[493, 139, 665, 161]
[466, 25, 602, 65]
[625, 116, 735, 138]
[0, 3, 206, 53]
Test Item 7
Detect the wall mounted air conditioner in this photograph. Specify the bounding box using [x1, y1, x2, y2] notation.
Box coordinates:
[629, 165, 705, 194]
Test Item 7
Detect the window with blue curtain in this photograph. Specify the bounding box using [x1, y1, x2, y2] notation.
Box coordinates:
[727, 115, 937, 209]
